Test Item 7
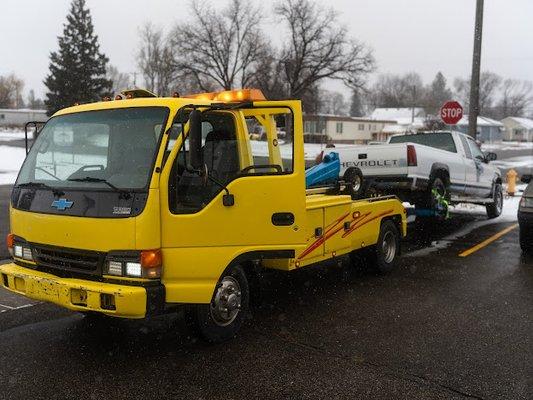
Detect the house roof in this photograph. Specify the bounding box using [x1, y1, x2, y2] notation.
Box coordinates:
[369, 107, 426, 121]
[502, 117, 533, 129]
[455, 115, 503, 127]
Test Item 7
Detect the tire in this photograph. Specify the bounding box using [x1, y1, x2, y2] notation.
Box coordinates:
[191, 265, 249, 343]
[360, 220, 400, 273]
[342, 167, 364, 199]
[486, 183, 503, 219]
[519, 226, 532, 253]
[416, 176, 449, 220]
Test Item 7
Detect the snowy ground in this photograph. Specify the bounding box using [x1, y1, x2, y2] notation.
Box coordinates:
[0, 145, 25, 185]
[404, 184, 524, 257]
[481, 141, 533, 151]
[0, 129, 26, 142]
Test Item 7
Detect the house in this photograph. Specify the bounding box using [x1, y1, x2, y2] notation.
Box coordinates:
[500, 117, 533, 142]
[302, 114, 396, 144]
[368, 107, 427, 140]
[454, 115, 504, 142]
[0, 108, 48, 127]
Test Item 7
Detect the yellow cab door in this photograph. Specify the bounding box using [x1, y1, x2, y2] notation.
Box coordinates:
[159, 100, 308, 303]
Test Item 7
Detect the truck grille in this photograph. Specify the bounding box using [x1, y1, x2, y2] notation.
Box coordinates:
[32, 244, 103, 274]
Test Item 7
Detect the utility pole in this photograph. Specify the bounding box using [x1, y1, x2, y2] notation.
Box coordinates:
[468, 0, 484, 138]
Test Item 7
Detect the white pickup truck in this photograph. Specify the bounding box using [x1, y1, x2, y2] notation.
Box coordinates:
[322, 130, 503, 218]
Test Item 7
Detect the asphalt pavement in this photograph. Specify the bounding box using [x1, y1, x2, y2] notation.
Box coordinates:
[0, 209, 531, 400]
[0, 143, 531, 399]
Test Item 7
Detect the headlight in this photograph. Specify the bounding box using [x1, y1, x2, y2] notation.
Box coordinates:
[107, 261, 123, 276]
[12, 241, 34, 262]
[105, 249, 162, 279]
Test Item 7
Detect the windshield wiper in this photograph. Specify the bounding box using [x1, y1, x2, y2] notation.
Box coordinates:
[66, 177, 132, 199]
[16, 181, 64, 196]
[67, 177, 122, 191]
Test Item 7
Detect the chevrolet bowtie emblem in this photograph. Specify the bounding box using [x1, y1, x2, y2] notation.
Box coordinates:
[51, 198, 74, 211]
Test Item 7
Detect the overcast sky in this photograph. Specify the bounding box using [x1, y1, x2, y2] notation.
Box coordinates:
[1, 0, 532, 99]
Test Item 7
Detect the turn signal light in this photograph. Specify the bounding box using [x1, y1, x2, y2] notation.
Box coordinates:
[6, 233, 14, 256]
[141, 249, 162, 269]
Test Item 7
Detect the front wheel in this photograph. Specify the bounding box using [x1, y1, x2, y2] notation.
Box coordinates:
[486, 183, 503, 219]
[191, 265, 249, 343]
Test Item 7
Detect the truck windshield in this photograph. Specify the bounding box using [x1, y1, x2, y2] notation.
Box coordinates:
[389, 132, 457, 153]
[16, 107, 168, 191]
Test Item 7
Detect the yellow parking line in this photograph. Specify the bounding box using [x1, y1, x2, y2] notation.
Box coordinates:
[459, 224, 519, 257]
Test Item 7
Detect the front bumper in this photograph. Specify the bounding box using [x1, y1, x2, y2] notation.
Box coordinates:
[0, 263, 164, 318]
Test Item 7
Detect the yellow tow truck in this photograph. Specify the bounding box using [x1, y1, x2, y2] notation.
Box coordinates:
[1, 88, 406, 342]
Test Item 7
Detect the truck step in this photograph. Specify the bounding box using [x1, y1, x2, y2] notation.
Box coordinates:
[450, 196, 493, 204]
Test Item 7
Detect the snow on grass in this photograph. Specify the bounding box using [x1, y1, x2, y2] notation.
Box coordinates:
[482, 141, 533, 151]
[0, 145, 25, 185]
[0, 129, 26, 142]
[492, 156, 533, 170]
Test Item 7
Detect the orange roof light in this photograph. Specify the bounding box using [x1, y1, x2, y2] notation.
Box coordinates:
[183, 88, 266, 102]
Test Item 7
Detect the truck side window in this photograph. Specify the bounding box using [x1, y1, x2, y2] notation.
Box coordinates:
[245, 110, 294, 174]
[169, 111, 240, 214]
[459, 135, 472, 159]
[467, 137, 485, 161]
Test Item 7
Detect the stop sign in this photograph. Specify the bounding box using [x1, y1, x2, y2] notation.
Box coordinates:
[440, 101, 463, 125]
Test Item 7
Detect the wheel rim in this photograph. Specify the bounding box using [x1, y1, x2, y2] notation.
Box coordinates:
[352, 175, 362, 192]
[210, 276, 242, 326]
[381, 231, 397, 264]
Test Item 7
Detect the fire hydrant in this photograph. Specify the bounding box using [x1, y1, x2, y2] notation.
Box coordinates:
[507, 169, 518, 196]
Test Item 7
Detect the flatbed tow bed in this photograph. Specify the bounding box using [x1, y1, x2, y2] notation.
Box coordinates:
[1, 88, 406, 342]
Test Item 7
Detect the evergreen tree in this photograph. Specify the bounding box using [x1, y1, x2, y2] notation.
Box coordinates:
[44, 0, 111, 115]
[349, 89, 364, 117]
[424, 72, 452, 115]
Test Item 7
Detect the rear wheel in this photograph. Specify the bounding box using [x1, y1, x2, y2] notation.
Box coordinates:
[486, 183, 503, 219]
[342, 167, 364, 199]
[191, 265, 249, 343]
[351, 220, 400, 273]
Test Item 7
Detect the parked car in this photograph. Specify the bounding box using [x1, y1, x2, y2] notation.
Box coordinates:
[518, 174, 533, 253]
[321, 130, 503, 218]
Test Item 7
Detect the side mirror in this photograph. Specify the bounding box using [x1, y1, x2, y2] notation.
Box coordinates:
[188, 109, 204, 170]
[485, 152, 497, 162]
[522, 174, 532, 184]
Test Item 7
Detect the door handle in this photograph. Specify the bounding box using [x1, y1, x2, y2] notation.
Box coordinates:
[271, 212, 295, 226]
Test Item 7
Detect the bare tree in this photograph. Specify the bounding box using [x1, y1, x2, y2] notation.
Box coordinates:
[137, 23, 176, 96]
[107, 65, 131, 95]
[368, 72, 425, 109]
[454, 71, 502, 116]
[0, 74, 24, 108]
[168, 0, 269, 91]
[27, 89, 45, 110]
[495, 79, 532, 119]
[273, 0, 375, 100]
[319, 90, 348, 115]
